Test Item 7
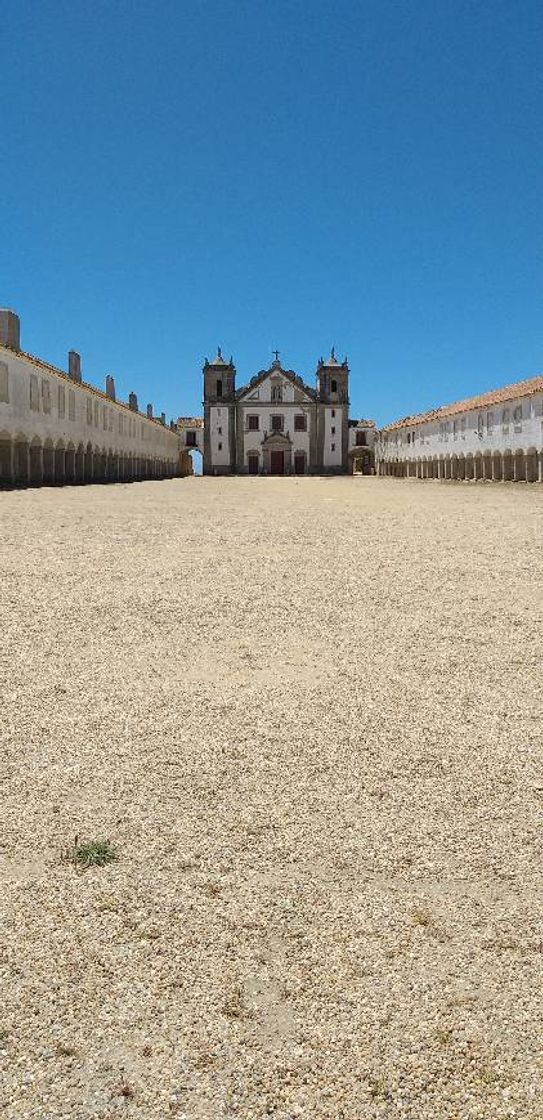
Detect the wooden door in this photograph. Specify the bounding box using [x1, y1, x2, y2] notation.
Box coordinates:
[294, 453, 305, 475]
[270, 450, 284, 475]
[248, 454, 259, 475]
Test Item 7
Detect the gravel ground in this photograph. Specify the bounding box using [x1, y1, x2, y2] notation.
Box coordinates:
[1, 476, 542, 1120]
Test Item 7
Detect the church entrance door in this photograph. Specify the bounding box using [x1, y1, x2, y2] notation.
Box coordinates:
[248, 453, 259, 475]
[270, 450, 284, 475]
[294, 453, 305, 475]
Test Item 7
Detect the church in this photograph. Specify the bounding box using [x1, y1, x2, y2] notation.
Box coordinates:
[201, 348, 375, 475]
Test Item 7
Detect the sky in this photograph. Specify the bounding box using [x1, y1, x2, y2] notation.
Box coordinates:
[2, 0, 543, 427]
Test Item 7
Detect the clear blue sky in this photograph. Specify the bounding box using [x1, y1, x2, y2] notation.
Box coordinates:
[2, 0, 543, 426]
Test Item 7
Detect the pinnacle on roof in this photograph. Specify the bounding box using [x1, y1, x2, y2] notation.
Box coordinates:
[209, 346, 229, 367]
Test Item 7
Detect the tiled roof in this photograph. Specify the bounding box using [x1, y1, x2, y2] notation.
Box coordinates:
[349, 418, 376, 428]
[0, 343, 167, 428]
[381, 375, 543, 432]
[176, 416, 204, 428]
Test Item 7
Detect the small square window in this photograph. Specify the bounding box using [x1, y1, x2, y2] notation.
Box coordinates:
[294, 414, 306, 431]
[271, 415, 283, 432]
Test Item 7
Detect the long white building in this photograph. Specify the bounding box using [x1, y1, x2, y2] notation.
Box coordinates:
[377, 375, 543, 482]
[0, 310, 180, 487]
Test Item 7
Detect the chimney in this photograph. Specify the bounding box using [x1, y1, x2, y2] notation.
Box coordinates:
[146, 403, 153, 419]
[160, 411, 166, 426]
[0, 309, 21, 350]
[128, 392, 138, 412]
[105, 375, 116, 400]
[68, 350, 81, 382]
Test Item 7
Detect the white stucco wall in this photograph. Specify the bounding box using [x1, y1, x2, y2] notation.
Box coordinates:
[379, 392, 543, 464]
[323, 406, 343, 468]
[0, 345, 178, 465]
[209, 406, 230, 466]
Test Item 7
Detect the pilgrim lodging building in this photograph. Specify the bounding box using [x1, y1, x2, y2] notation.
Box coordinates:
[0, 309, 180, 486]
[199, 348, 376, 475]
[377, 375, 543, 482]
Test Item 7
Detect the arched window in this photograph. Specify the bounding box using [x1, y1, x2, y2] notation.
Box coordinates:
[502, 408, 510, 432]
[271, 382, 282, 403]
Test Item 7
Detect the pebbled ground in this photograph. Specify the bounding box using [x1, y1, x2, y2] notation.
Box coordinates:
[0, 476, 542, 1119]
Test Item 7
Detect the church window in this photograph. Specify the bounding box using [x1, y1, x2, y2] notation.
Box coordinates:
[30, 375, 39, 410]
[216, 379, 223, 398]
[356, 431, 366, 446]
[460, 417, 466, 438]
[271, 382, 282, 403]
[502, 408, 510, 433]
[0, 362, 8, 403]
[487, 411, 494, 434]
[513, 405, 522, 431]
[331, 379, 338, 393]
[218, 441, 222, 451]
[248, 414, 259, 431]
[477, 413, 484, 437]
[271, 414, 283, 432]
[331, 425, 336, 434]
[294, 414, 306, 431]
[41, 379, 51, 413]
[186, 431, 197, 447]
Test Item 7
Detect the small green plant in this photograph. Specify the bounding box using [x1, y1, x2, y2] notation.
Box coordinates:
[67, 837, 117, 869]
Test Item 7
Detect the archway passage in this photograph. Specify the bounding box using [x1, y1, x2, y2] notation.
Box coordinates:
[0, 436, 13, 486]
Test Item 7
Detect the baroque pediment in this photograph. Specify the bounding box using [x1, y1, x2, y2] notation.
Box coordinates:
[237, 365, 316, 403]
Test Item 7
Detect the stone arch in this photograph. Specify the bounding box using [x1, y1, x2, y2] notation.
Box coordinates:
[513, 448, 526, 482]
[492, 450, 503, 482]
[65, 441, 76, 485]
[525, 447, 538, 483]
[54, 439, 66, 485]
[29, 435, 43, 486]
[502, 449, 513, 482]
[43, 438, 55, 486]
[85, 441, 94, 483]
[0, 430, 13, 487]
[75, 442, 85, 484]
[13, 434, 30, 486]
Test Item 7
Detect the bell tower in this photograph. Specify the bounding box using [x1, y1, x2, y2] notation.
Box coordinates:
[203, 348, 236, 474]
[316, 347, 349, 404]
[315, 348, 350, 473]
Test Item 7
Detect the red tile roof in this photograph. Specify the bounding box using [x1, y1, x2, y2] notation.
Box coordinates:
[382, 375, 543, 432]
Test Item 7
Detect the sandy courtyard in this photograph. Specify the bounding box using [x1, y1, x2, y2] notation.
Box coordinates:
[1, 476, 541, 1120]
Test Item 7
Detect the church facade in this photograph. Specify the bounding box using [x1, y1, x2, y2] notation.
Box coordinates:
[201, 349, 375, 475]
